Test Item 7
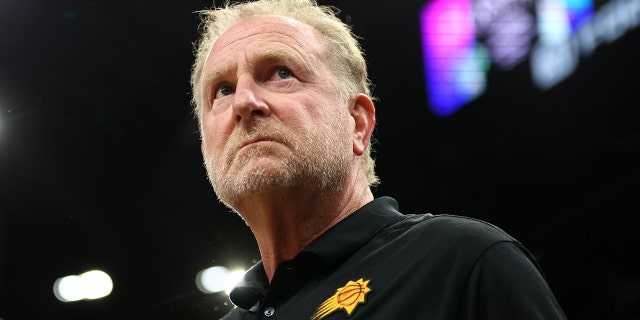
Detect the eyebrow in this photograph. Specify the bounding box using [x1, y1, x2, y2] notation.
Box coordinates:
[260, 49, 295, 61]
[260, 48, 312, 75]
[202, 48, 311, 86]
[202, 67, 228, 89]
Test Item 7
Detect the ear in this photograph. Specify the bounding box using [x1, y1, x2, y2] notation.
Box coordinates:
[350, 93, 376, 156]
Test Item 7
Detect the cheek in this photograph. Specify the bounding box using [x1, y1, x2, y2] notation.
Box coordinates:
[201, 115, 232, 152]
[293, 96, 339, 121]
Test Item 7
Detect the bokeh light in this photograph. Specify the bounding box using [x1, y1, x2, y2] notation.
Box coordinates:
[195, 266, 246, 295]
[195, 266, 229, 293]
[53, 270, 113, 302]
[224, 270, 246, 295]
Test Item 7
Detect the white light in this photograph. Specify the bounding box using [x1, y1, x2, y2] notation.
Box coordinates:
[224, 269, 246, 295]
[196, 266, 229, 293]
[79, 270, 113, 300]
[53, 270, 113, 302]
[195, 266, 246, 295]
[53, 275, 84, 302]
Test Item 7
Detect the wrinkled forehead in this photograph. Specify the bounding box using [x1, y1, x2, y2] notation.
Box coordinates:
[205, 15, 325, 66]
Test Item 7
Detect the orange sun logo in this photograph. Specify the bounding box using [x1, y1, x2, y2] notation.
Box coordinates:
[311, 278, 372, 320]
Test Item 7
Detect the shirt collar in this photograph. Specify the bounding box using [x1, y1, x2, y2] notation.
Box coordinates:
[229, 196, 403, 310]
[301, 196, 403, 267]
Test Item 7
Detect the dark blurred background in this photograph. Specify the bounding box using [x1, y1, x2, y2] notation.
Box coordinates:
[1, 0, 638, 319]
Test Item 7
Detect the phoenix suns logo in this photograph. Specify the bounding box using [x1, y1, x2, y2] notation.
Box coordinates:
[311, 278, 372, 320]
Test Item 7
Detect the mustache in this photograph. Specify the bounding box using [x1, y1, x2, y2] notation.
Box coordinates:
[223, 119, 291, 165]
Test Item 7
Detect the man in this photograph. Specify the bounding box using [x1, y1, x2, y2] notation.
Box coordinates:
[190, 0, 567, 319]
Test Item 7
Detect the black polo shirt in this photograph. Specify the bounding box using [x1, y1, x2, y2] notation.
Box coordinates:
[222, 197, 566, 319]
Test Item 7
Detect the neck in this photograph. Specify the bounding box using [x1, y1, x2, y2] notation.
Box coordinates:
[234, 174, 374, 282]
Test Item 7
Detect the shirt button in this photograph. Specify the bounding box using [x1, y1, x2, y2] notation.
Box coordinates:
[264, 306, 275, 317]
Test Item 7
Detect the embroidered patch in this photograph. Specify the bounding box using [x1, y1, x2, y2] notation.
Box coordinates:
[311, 278, 372, 320]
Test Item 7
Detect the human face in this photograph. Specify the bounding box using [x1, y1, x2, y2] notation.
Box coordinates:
[199, 15, 354, 208]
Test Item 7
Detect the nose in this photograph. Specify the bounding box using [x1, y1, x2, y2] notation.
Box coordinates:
[231, 76, 271, 123]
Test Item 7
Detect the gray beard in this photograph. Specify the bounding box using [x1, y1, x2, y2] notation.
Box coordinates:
[203, 118, 351, 210]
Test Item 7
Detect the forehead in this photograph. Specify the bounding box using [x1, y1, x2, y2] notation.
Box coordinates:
[206, 15, 325, 65]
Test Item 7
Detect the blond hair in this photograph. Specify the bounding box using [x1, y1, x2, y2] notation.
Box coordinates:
[190, 0, 379, 186]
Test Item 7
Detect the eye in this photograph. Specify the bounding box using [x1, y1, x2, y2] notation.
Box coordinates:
[273, 67, 293, 80]
[214, 83, 234, 99]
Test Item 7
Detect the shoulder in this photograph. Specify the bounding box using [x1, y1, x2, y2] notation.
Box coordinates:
[427, 214, 516, 242]
[378, 212, 545, 280]
[389, 213, 517, 243]
[379, 213, 523, 263]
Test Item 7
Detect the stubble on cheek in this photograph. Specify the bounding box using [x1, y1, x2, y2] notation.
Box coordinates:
[202, 121, 297, 205]
[202, 112, 353, 209]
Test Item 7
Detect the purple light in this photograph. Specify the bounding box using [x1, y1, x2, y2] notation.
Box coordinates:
[420, 0, 482, 117]
[565, 0, 594, 29]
